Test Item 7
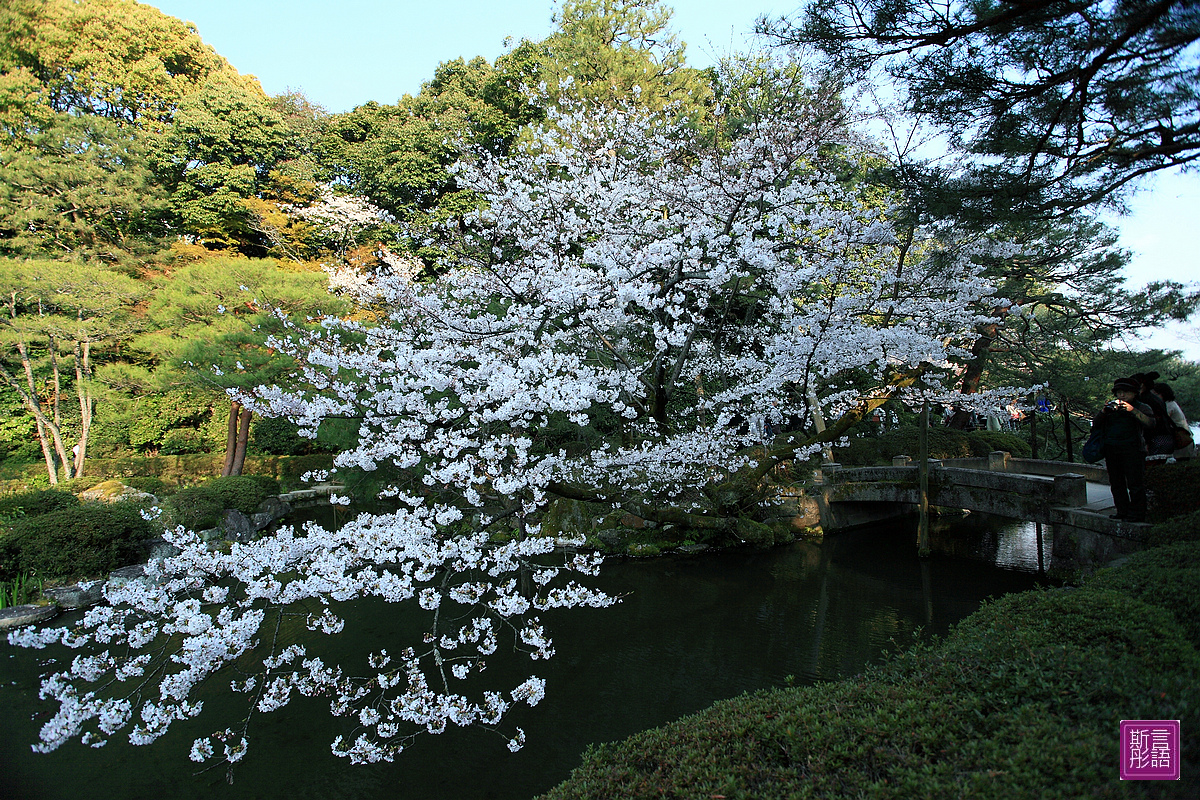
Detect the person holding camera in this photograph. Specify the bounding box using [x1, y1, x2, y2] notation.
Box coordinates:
[1093, 377, 1156, 521]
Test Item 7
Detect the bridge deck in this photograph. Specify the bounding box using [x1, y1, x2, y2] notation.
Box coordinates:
[816, 456, 1150, 539]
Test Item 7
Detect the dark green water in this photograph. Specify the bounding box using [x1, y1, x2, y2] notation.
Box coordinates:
[0, 514, 1045, 800]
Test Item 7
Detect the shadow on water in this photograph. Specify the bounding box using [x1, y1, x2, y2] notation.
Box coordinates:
[1, 512, 1046, 800]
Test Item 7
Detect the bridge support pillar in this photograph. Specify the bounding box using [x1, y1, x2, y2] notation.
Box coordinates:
[1052, 473, 1088, 507]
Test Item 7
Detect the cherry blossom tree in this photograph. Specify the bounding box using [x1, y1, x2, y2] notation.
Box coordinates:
[10, 94, 1007, 773]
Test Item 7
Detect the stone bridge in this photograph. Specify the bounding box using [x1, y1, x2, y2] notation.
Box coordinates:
[815, 453, 1091, 531]
[791, 451, 1148, 571]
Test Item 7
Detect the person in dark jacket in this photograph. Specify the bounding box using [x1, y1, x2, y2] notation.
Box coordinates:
[1134, 371, 1175, 457]
[1094, 376, 1156, 521]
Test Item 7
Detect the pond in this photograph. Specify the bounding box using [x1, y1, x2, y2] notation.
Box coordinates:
[0, 511, 1047, 800]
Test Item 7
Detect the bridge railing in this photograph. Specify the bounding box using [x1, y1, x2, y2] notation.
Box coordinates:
[816, 455, 1089, 525]
[934, 452, 1109, 483]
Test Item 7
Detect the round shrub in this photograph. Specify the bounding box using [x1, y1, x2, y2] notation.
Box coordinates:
[207, 475, 279, 514]
[0, 488, 80, 520]
[164, 485, 225, 531]
[125, 476, 167, 495]
[163, 475, 280, 531]
[0, 502, 155, 581]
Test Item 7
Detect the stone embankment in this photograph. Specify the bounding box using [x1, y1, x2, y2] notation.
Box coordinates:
[0, 484, 342, 631]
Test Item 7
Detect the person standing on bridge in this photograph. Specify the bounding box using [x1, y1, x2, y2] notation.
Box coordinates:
[1153, 381, 1195, 460]
[1093, 377, 1155, 521]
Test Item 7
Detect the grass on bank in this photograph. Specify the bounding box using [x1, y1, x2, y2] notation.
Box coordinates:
[539, 517, 1200, 799]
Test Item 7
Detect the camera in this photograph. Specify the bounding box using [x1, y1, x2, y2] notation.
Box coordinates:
[1105, 400, 1122, 411]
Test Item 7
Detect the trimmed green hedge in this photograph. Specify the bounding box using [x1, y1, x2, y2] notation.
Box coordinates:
[1088, 541, 1200, 647]
[0, 502, 156, 582]
[540, 579, 1199, 798]
[835, 426, 1033, 466]
[1147, 509, 1200, 547]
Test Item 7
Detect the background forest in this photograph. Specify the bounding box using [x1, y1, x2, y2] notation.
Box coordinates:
[1, 0, 1198, 487]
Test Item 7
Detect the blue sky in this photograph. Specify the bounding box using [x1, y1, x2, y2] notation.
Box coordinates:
[146, 0, 1199, 361]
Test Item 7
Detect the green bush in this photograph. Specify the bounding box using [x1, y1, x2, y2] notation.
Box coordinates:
[1146, 509, 1200, 547]
[539, 585, 1199, 799]
[54, 475, 106, 494]
[1088, 541, 1200, 647]
[251, 416, 324, 455]
[207, 475, 279, 513]
[0, 488, 80, 521]
[278, 453, 336, 485]
[162, 475, 280, 531]
[835, 426, 978, 465]
[125, 476, 167, 495]
[835, 426, 1034, 466]
[1146, 458, 1200, 522]
[0, 502, 156, 582]
[164, 485, 225, 531]
[966, 430, 1032, 458]
[160, 428, 207, 455]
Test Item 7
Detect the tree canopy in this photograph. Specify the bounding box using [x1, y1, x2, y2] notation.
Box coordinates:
[762, 0, 1200, 221]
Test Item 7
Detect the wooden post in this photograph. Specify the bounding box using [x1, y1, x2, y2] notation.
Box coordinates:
[917, 400, 931, 558]
[1030, 404, 1039, 460]
[1062, 398, 1074, 463]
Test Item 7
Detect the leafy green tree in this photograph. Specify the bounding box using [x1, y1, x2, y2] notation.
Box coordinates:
[321, 54, 539, 231]
[941, 215, 1199, 426]
[319, 1, 712, 243]
[0, 0, 234, 127]
[152, 76, 293, 252]
[0, 258, 145, 482]
[762, 0, 1200, 221]
[0, 111, 169, 260]
[2, 0, 299, 256]
[137, 258, 348, 476]
[539, 0, 711, 111]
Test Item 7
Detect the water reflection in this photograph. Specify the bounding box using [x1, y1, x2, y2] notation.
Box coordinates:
[929, 511, 1052, 572]
[0, 516, 1045, 800]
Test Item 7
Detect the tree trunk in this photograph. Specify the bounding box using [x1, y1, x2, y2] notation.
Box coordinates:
[230, 406, 252, 476]
[1030, 406, 1039, 460]
[34, 417, 59, 485]
[220, 400, 241, 474]
[11, 340, 71, 481]
[947, 323, 999, 430]
[73, 339, 92, 477]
